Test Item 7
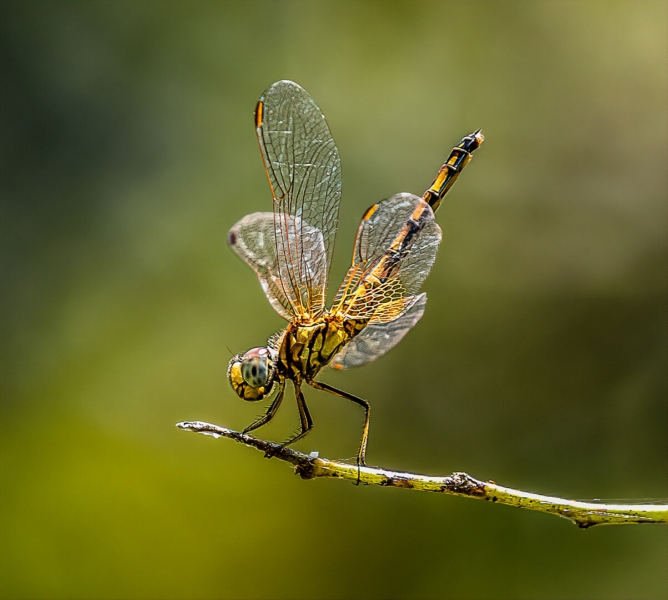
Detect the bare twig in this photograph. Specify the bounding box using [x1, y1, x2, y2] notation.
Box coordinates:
[176, 420, 668, 528]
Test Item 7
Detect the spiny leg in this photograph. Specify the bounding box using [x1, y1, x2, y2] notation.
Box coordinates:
[242, 379, 285, 435]
[308, 380, 370, 468]
[277, 381, 313, 449]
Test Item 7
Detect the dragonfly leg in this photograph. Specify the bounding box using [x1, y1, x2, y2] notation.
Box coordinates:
[265, 382, 314, 458]
[242, 379, 285, 435]
[276, 382, 313, 450]
[308, 380, 370, 468]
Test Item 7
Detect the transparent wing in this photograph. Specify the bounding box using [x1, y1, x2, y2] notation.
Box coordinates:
[256, 80, 341, 317]
[228, 212, 326, 321]
[332, 193, 441, 324]
[329, 293, 426, 370]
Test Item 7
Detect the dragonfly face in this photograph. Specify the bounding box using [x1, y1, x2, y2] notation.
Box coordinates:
[227, 347, 277, 401]
[226, 80, 483, 464]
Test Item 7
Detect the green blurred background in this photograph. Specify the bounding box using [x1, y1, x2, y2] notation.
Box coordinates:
[1, 1, 666, 599]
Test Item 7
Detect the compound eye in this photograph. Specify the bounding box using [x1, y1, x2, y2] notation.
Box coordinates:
[240, 347, 271, 388]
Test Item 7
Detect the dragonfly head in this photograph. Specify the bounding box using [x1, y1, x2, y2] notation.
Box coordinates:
[227, 346, 277, 401]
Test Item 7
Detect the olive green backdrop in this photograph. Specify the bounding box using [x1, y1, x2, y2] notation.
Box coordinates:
[1, 1, 666, 599]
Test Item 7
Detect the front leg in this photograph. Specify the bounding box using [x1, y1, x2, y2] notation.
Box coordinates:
[242, 379, 285, 435]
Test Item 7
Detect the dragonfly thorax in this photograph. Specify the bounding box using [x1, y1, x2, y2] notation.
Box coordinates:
[280, 316, 367, 380]
[227, 346, 277, 401]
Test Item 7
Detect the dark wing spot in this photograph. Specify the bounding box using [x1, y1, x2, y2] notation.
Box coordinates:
[228, 231, 237, 245]
[251, 365, 258, 377]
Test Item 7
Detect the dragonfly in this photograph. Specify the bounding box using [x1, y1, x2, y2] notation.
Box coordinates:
[227, 80, 483, 466]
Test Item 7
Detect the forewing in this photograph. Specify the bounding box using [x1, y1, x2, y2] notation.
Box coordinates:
[329, 293, 426, 369]
[333, 193, 441, 323]
[228, 212, 326, 321]
[256, 80, 341, 316]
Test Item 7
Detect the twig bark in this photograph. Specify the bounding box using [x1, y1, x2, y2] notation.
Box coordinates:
[176, 420, 668, 528]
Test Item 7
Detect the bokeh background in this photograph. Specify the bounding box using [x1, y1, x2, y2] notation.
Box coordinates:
[1, 1, 666, 599]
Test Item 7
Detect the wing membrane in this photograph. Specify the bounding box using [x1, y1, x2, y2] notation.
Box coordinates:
[256, 80, 341, 317]
[228, 212, 326, 321]
[330, 293, 426, 369]
[332, 193, 441, 323]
